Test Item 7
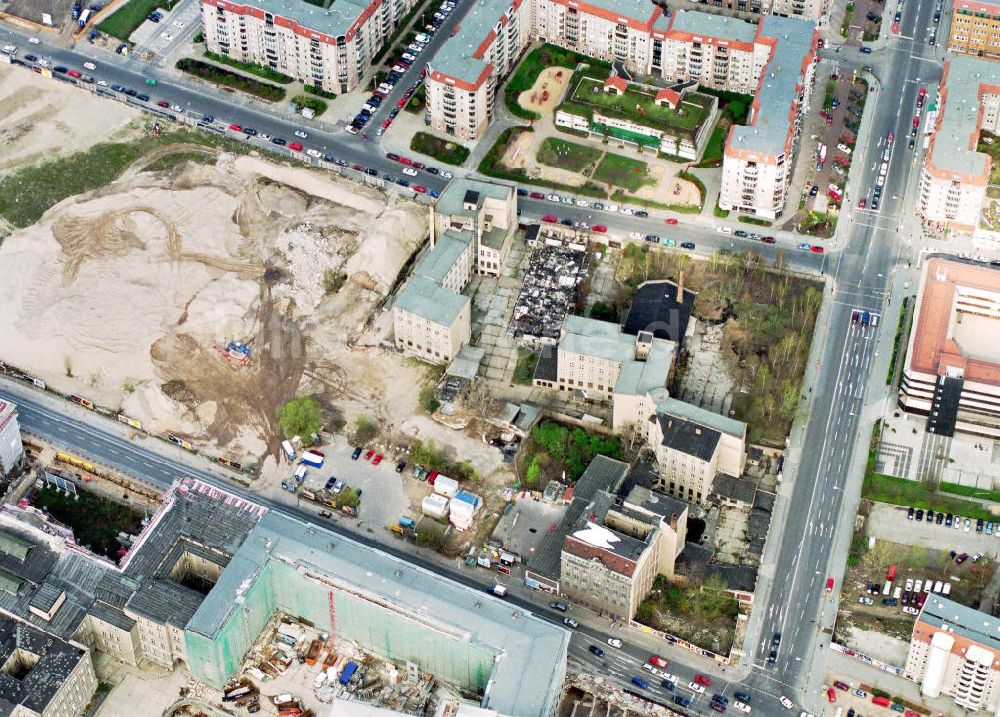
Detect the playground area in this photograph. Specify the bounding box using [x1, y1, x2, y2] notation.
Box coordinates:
[517, 66, 572, 115]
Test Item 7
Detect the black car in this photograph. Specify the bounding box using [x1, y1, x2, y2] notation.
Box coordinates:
[680, 241, 696, 249]
[588, 645, 604, 657]
[351, 446, 363, 460]
[550, 601, 567, 611]
[53, 66, 68, 74]
[936, 512, 945, 525]
[674, 695, 691, 708]
[137, 94, 149, 102]
[767, 649, 777, 665]
[809, 184, 819, 196]
[517, 188, 528, 196]
[926, 509, 935, 522]
[915, 508, 924, 520]
[734, 230, 748, 238]
[977, 519, 985, 533]
[946, 513, 953, 526]
[24, 54, 37, 62]
[560, 218, 574, 226]
[661, 678, 676, 690]
[201, 114, 214, 123]
[110, 83, 123, 92]
[365, 167, 378, 176]
[907, 506, 915, 520]
[243, 127, 257, 136]
[386, 152, 400, 161]
[397, 179, 410, 187]
[734, 692, 751, 704]
[395, 460, 407, 473]
[122, 88, 137, 97]
[426, 166, 440, 175]
[272, 137, 287, 146]
[773, 632, 782, 647]
[712, 695, 729, 705]
[635, 210, 649, 218]
[325, 477, 336, 490]
[883, 597, 898, 606]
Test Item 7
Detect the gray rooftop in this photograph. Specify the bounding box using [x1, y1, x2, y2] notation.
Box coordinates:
[435, 177, 513, 218]
[729, 14, 817, 157]
[429, 0, 507, 85]
[919, 594, 1000, 649]
[711, 473, 756, 504]
[656, 413, 721, 461]
[222, 0, 375, 41]
[623, 485, 688, 523]
[614, 339, 675, 396]
[394, 275, 470, 327]
[575, 455, 630, 501]
[566, 492, 648, 562]
[652, 393, 747, 439]
[87, 601, 136, 632]
[669, 10, 757, 43]
[445, 344, 486, 379]
[188, 510, 568, 717]
[0, 619, 87, 717]
[561, 315, 638, 363]
[929, 54, 1000, 177]
[414, 231, 470, 285]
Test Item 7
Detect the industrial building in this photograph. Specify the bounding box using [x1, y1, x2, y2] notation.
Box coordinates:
[918, 55, 1000, 231]
[200, 0, 415, 95]
[899, 256, 1000, 438]
[0, 400, 23, 477]
[0, 479, 568, 716]
[905, 595, 1000, 713]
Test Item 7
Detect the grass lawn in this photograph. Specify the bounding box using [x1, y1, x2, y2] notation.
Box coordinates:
[32, 485, 143, 560]
[695, 126, 727, 168]
[567, 76, 711, 133]
[176, 58, 285, 101]
[99, 0, 177, 41]
[940, 481, 1000, 503]
[513, 349, 538, 385]
[635, 575, 738, 655]
[410, 131, 470, 166]
[593, 152, 652, 191]
[978, 132, 1000, 184]
[862, 472, 997, 521]
[504, 44, 612, 120]
[144, 150, 217, 172]
[0, 129, 252, 228]
[536, 137, 602, 173]
[205, 51, 293, 84]
[292, 94, 328, 117]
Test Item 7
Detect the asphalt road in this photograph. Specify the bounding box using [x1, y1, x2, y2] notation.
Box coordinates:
[0, 4, 944, 712]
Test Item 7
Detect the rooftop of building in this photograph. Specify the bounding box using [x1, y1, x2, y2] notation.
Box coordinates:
[564, 492, 648, 567]
[188, 509, 568, 717]
[561, 315, 639, 363]
[394, 275, 471, 327]
[668, 9, 758, 43]
[651, 392, 747, 439]
[907, 255, 1000, 387]
[623, 484, 688, 523]
[655, 413, 721, 461]
[414, 231, 470, 285]
[729, 14, 817, 158]
[677, 542, 758, 591]
[445, 344, 486, 380]
[0, 618, 88, 717]
[435, 177, 513, 218]
[952, 0, 1000, 13]
[918, 594, 1000, 649]
[711, 473, 756, 504]
[928, 54, 1000, 178]
[575, 455, 630, 501]
[622, 279, 696, 344]
[217, 0, 375, 40]
[614, 338, 675, 397]
[533, 345, 559, 383]
[429, 0, 515, 86]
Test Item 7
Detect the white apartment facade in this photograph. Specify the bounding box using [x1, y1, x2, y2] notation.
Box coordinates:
[0, 400, 23, 477]
[200, 0, 414, 95]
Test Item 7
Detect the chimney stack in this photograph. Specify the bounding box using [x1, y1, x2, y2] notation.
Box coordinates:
[429, 202, 436, 248]
[677, 270, 685, 300]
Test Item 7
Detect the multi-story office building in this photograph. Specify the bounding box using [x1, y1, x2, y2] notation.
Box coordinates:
[0, 400, 23, 477]
[919, 55, 1000, 231]
[905, 595, 1000, 713]
[200, 0, 414, 95]
[899, 256, 1000, 437]
[948, 0, 1000, 60]
[433, 178, 518, 276]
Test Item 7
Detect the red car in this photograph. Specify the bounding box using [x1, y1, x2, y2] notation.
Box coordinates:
[364, 449, 375, 461]
[695, 674, 711, 687]
[288, 142, 303, 151]
[427, 470, 439, 485]
[811, 245, 826, 254]
[399, 156, 413, 165]
[664, 218, 678, 225]
[157, 100, 170, 108]
[397, 98, 408, 109]
[382, 118, 392, 129]
[591, 225, 607, 233]
[412, 161, 426, 170]
[858, 198, 867, 208]
[833, 680, 849, 691]
[228, 123, 242, 131]
[372, 453, 384, 465]
[648, 655, 668, 669]
[413, 185, 427, 193]
[542, 215, 558, 223]
[913, 115, 920, 128]
[825, 576, 835, 591]
[530, 191, 545, 199]
[827, 688, 837, 703]
[761, 236, 776, 244]
[67, 69, 81, 78]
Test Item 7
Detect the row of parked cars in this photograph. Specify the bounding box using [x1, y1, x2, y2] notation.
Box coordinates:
[907, 506, 1000, 537]
[716, 227, 776, 244]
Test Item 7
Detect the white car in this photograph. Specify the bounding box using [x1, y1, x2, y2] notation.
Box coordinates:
[83, 61, 96, 70]
[779, 696, 793, 709]
[619, 207, 634, 215]
[28, 37, 41, 44]
[629, 231, 643, 240]
[170, 104, 183, 112]
[440, 170, 453, 179]
[687, 681, 706, 694]
[717, 226, 733, 234]
[258, 133, 271, 141]
[306, 148, 322, 158]
[161, 32, 173, 40]
[734, 702, 751, 714]
[607, 637, 622, 648]
[402, 167, 418, 176]
[561, 196, 574, 205]
[97, 79, 109, 86]
[903, 606, 919, 615]
[604, 204, 619, 212]
[172, 20, 185, 27]
[546, 194, 561, 203]
[661, 672, 678, 684]
[37, 58, 50, 67]
[576, 199, 589, 207]
[294, 130, 309, 138]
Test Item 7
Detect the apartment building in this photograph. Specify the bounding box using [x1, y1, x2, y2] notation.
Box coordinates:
[949, 0, 1000, 60]
[200, 0, 413, 95]
[899, 256, 1000, 438]
[905, 595, 1000, 713]
[0, 399, 23, 477]
[433, 178, 518, 276]
[716, 15, 818, 219]
[425, 0, 533, 141]
[392, 231, 474, 364]
[918, 55, 1000, 231]
[682, 0, 828, 23]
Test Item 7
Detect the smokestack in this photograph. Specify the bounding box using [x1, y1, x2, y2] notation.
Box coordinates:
[677, 270, 685, 300]
[429, 202, 435, 248]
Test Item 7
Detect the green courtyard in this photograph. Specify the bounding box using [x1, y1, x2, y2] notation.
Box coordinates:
[536, 137, 654, 192]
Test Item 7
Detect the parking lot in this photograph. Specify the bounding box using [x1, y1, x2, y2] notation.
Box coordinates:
[869, 503, 1000, 559]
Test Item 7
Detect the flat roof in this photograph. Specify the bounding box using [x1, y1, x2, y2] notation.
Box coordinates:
[918, 594, 1000, 650]
[0, 618, 87, 717]
[652, 394, 747, 439]
[394, 275, 470, 327]
[189, 510, 569, 717]
[730, 14, 817, 158]
[614, 339, 675, 396]
[435, 177, 513, 218]
[669, 10, 757, 43]
[623, 485, 688, 522]
[929, 54, 1000, 177]
[414, 231, 470, 285]
[429, 0, 511, 86]
[561, 315, 637, 363]
[906, 256, 1000, 387]
[217, 0, 374, 40]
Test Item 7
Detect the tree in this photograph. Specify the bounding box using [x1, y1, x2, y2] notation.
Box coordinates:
[323, 269, 346, 294]
[351, 415, 379, 446]
[525, 457, 542, 486]
[338, 487, 360, 508]
[277, 396, 322, 440]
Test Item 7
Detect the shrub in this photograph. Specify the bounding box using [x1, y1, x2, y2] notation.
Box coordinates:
[277, 396, 323, 439]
